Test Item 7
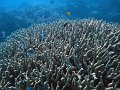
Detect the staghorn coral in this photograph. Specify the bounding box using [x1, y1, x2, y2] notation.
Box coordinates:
[0, 19, 120, 90]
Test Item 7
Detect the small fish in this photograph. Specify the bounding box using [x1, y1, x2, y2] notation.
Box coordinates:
[66, 11, 71, 16]
[41, 31, 46, 42]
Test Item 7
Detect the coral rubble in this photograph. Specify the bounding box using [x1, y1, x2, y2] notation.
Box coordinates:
[0, 19, 120, 90]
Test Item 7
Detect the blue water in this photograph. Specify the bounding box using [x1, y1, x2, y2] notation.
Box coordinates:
[26, 87, 36, 90]
[0, 0, 120, 42]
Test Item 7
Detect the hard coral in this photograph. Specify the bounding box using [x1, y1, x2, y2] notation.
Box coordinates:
[0, 19, 120, 90]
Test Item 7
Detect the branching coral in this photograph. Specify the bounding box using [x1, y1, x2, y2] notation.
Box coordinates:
[0, 19, 120, 90]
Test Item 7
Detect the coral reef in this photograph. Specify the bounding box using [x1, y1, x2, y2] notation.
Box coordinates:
[0, 19, 120, 90]
[11, 4, 66, 26]
[0, 4, 66, 42]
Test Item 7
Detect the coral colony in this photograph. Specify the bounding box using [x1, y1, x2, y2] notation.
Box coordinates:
[0, 19, 120, 90]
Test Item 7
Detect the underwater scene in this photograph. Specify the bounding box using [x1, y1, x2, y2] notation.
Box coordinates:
[0, 0, 120, 90]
